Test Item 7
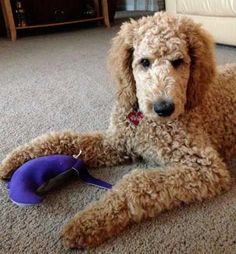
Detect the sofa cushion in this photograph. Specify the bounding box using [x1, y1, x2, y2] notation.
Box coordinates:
[176, 0, 236, 17]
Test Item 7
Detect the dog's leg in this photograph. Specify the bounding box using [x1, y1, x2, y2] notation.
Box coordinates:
[61, 147, 231, 248]
[0, 131, 128, 179]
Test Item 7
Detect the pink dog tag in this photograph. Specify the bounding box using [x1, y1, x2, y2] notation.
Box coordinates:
[128, 111, 144, 126]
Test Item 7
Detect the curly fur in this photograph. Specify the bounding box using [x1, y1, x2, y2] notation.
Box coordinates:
[1, 12, 236, 248]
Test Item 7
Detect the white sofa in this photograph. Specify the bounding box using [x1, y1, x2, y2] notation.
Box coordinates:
[165, 0, 236, 46]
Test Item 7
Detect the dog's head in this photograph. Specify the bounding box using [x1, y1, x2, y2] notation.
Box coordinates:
[108, 12, 216, 120]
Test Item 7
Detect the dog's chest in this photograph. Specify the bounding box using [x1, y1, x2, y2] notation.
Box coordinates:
[110, 107, 190, 164]
[125, 116, 188, 165]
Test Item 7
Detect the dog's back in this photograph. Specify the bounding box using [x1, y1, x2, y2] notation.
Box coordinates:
[209, 64, 236, 159]
[217, 64, 236, 88]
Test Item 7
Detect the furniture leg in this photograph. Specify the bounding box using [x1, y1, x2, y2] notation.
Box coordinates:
[1, 0, 16, 41]
[101, 0, 111, 27]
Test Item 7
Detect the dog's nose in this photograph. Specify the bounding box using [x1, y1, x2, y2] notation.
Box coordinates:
[154, 100, 175, 117]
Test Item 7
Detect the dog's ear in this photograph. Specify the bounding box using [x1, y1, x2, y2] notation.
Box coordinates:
[182, 18, 216, 109]
[107, 20, 137, 109]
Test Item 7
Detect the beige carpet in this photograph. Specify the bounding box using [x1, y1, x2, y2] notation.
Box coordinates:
[0, 14, 236, 254]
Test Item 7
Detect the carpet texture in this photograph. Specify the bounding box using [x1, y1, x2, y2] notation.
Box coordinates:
[0, 14, 236, 254]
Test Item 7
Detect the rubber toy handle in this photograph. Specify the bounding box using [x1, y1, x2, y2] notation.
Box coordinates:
[37, 160, 113, 195]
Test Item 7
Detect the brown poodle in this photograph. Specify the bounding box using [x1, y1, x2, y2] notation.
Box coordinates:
[1, 12, 236, 248]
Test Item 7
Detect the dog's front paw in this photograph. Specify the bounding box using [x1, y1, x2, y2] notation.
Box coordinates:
[61, 192, 130, 249]
[0, 152, 20, 179]
[0, 144, 35, 179]
[61, 209, 107, 248]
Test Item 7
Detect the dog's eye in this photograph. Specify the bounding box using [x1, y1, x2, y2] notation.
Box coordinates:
[171, 58, 184, 68]
[140, 58, 151, 68]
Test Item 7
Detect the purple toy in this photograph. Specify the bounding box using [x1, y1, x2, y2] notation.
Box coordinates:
[7, 155, 112, 206]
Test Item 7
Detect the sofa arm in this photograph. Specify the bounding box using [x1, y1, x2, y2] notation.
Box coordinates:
[165, 0, 177, 13]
